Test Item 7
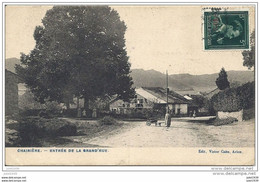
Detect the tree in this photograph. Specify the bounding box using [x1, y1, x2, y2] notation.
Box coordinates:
[230, 81, 241, 88]
[16, 6, 135, 111]
[190, 95, 207, 109]
[242, 30, 255, 70]
[215, 68, 230, 90]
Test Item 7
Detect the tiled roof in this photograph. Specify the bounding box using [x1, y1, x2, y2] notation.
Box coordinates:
[137, 87, 189, 104]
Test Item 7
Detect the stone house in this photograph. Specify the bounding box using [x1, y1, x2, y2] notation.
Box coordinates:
[109, 87, 190, 115]
[109, 92, 154, 114]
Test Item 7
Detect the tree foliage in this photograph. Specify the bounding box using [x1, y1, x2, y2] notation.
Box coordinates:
[211, 81, 254, 112]
[242, 30, 255, 70]
[190, 95, 207, 109]
[16, 6, 135, 107]
[215, 68, 230, 90]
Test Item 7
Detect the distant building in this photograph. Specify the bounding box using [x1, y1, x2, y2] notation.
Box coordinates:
[109, 87, 190, 115]
[109, 92, 154, 114]
[5, 69, 19, 116]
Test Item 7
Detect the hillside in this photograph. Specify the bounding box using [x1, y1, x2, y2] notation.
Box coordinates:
[5, 57, 20, 73]
[131, 69, 254, 92]
[6, 58, 254, 93]
[169, 71, 254, 91]
[130, 69, 194, 91]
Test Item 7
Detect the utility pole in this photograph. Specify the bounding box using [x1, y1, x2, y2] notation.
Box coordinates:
[165, 69, 172, 128]
[166, 70, 169, 111]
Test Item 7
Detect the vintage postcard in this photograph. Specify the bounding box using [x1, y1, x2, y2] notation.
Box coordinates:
[4, 4, 256, 166]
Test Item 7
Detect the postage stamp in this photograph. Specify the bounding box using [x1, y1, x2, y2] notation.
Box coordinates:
[4, 5, 255, 167]
[204, 11, 249, 50]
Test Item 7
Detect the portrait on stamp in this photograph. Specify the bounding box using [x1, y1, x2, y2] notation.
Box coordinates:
[204, 11, 249, 50]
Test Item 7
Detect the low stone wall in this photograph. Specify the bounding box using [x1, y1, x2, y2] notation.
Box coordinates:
[217, 110, 243, 122]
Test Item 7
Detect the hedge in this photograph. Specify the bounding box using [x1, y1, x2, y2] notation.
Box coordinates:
[98, 116, 117, 125]
[213, 117, 238, 126]
[18, 116, 77, 146]
[211, 81, 254, 112]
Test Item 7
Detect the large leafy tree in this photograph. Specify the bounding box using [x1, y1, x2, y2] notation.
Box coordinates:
[215, 68, 230, 90]
[16, 6, 135, 109]
[242, 30, 255, 70]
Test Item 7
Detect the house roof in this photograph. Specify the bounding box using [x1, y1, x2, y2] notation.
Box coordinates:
[107, 95, 120, 104]
[204, 88, 220, 99]
[136, 87, 166, 103]
[5, 69, 17, 76]
[137, 87, 189, 104]
[5, 69, 24, 83]
[184, 95, 193, 100]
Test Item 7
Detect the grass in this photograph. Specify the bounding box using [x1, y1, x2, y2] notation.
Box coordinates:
[5, 115, 124, 147]
[36, 117, 123, 147]
[212, 117, 238, 126]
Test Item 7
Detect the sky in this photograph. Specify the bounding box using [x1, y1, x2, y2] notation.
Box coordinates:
[5, 5, 255, 75]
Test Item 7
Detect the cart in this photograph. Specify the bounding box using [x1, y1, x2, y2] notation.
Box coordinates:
[146, 118, 165, 127]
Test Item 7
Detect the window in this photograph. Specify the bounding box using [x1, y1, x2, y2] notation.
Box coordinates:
[136, 104, 143, 108]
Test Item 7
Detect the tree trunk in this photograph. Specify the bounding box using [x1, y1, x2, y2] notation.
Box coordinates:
[65, 99, 70, 109]
[84, 97, 90, 117]
[84, 97, 89, 110]
[76, 97, 81, 118]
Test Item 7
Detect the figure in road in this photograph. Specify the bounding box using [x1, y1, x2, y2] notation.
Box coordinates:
[165, 108, 171, 128]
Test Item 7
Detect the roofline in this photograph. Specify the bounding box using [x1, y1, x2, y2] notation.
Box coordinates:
[5, 69, 17, 76]
[5, 69, 24, 83]
[137, 87, 190, 104]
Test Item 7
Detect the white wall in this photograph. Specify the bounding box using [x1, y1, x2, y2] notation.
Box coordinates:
[109, 100, 125, 114]
[174, 104, 188, 114]
[217, 110, 243, 122]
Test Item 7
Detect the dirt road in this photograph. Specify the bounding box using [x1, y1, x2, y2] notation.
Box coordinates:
[81, 119, 254, 147]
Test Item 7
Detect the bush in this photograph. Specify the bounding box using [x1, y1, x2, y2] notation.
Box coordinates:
[98, 116, 117, 125]
[63, 108, 78, 117]
[44, 102, 63, 115]
[5, 128, 20, 147]
[18, 116, 77, 146]
[213, 117, 238, 126]
[243, 107, 255, 120]
[19, 90, 63, 117]
[38, 110, 52, 118]
[19, 109, 45, 117]
[238, 82, 255, 110]
[211, 81, 254, 112]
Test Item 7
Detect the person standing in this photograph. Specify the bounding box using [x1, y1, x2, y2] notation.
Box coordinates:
[165, 109, 171, 128]
[193, 110, 196, 118]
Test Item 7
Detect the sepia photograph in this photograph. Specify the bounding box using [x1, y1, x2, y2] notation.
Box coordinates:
[4, 4, 256, 166]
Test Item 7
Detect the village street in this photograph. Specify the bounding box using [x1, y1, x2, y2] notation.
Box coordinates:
[62, 119, 255, 148]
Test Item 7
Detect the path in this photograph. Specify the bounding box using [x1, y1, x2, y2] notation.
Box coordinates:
[81, 119, 255, 147]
